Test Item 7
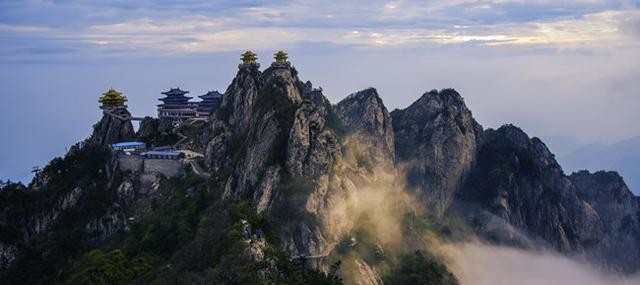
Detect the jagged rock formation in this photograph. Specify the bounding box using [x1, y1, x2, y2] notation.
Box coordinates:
[456, 125, 640, 271]
[457, 125, 601, 252]
[205, 64, 340, 259]
[89, 109, 135, 145]
[0, 145, 131, 276]
[205, 64, 262, 174]
[286, 94, 340, 180]
[392, 89, 483, 216]
[354, 258, 383, 285]
[335, 88, 395, 169]
[4, 59, 640, 283]
[570, 170, 640, 272]
[136, 116, 158, 138]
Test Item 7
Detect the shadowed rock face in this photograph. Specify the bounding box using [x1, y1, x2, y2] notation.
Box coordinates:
[457, 125, 603, 252]
[136, 116, 158, 138]
[570, 170, 640, 272]
[456, 125, 640, 272]
[392, 89, 483, 216]
[90, 109, 135, 146]
[335, 88, 395, 169]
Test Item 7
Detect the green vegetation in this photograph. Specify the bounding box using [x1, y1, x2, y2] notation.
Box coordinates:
[0, 162, 344, 284]
[325, 101, 346, 142]
[138, 129, 181, 147]
[355, 153, 374, 174]
[459, 127, 540, 204]
[65, 249, 152, 285]
[270, 174, 320, 230]
[384, 251, 459, 285]
[0, 144, 120, 284]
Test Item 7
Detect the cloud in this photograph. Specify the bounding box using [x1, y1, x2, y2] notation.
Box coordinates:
[442, 241, 640, 285]
[0, 0, 638, 59]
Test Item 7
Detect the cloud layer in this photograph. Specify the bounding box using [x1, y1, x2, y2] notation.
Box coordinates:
[443, 241, 640, 285]
[1, 0, 639, 59]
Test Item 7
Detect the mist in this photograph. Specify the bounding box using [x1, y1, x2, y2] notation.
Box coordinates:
[322, 135, 640, 284]
[442, 241, 640, 285]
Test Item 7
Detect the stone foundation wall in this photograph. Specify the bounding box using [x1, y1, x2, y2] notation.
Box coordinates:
[117, 155, 144, 172]
[143, 159, 183, 177]
[117, 154, 183, 178]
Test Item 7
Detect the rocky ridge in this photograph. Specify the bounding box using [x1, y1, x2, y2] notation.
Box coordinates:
[391, 89, 483, 216]
[2, 59, 640, 284]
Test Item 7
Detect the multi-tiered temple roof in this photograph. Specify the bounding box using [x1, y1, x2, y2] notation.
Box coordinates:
[272, 50, 291, 68]
[157, 88, 193, 109]
[196, 90, 223, 116]
[241, 50, 258, 64]
[239, 50, 260, 69]
[99, 88, 127, 109]
[274, 51, 288, 63]
[157, 87, 197, 123]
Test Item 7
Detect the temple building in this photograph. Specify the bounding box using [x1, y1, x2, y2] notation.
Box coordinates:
[239, 50, 259, 68]
[272, 51, 290, 68]
[99, 88, 128, 110]
[196, 90, 223, 117]
[157, 87, 198, 124]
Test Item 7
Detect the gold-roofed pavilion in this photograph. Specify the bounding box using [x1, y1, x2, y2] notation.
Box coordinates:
[274, 51, 288, 63]
[99, 88, 128, 108]
[241, 50, 258, 65]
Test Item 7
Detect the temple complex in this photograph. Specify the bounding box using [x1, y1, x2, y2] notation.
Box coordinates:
[99, 51, 300, 125]
[157, 87, 198, 124]
[196, 90, 223, 117]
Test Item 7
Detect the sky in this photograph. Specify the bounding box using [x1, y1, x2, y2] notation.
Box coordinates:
[0, 0, 639, 183]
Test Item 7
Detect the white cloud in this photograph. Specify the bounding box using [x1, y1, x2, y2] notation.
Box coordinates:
[442, 242, 640, 285]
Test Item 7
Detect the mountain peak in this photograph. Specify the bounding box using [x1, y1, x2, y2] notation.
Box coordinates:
[392, 88, 484, 216]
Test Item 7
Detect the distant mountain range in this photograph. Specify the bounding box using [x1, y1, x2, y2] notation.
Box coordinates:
[544, 136, 640, 194]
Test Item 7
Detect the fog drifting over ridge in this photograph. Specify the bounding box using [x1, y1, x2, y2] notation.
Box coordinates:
[442, 242, 640, 285]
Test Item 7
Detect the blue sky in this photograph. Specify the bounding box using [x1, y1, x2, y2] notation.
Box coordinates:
[1, 0, 639, 184]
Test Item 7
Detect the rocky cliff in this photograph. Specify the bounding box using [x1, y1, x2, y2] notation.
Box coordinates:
[392, 89, 483, 216]
[3, 60, 640, 284]
[89, 109, 135, 146]
[0, 144, 132, 279]
[335, 88, 395, 169]
[456, 125, 640, 271]
[570, 170, 640, 272]
[204, 64, 340, 259]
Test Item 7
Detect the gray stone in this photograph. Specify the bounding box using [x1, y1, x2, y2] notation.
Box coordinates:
[392, 89, 483, 216]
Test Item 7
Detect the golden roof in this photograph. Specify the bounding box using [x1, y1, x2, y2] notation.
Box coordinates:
[99, 88, 127, 105]
[274, 50, 288, 63]
[241, 50, 258, 64]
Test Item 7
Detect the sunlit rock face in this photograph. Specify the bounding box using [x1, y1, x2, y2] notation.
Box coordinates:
[392, 89, 483, 216]
[202, 64, 339, 259]
[335, 87, 395, 170]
